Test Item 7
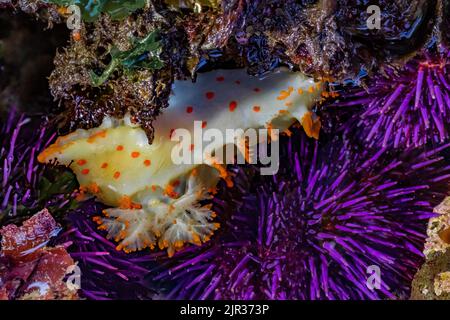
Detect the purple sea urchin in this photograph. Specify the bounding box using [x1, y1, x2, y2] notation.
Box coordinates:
[57, 201, 158, 300]
[329, 47, 449, 149]
[150, 129, 450, 300]
[0, 108, 78, 225]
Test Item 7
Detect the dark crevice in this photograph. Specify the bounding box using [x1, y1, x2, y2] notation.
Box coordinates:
[0, 10, 69, 116]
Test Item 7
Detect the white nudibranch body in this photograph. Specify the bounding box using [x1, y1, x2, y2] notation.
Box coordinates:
[38, 68, 323, 256]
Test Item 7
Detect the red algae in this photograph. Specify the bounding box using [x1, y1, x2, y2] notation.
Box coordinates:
[0, 209, 60, 261]
[0, 210, 78, 300]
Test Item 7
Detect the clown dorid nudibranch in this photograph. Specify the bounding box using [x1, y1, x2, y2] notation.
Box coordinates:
[38, 68, 323, 256]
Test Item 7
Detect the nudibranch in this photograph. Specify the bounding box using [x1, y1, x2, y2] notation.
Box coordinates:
[38, 68, 323, 256]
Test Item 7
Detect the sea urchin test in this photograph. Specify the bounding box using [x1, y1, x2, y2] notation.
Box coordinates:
[38, 68, 323, 256]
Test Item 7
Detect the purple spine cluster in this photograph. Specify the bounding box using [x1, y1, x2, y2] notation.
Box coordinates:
[57, 204, 159, 300]
[150, 129, 450, 300]
[0, 109, 55, 219]
[331, 48, 449, 149]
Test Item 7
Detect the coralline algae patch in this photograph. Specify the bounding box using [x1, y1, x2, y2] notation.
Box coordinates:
[37, 68, 323, 256]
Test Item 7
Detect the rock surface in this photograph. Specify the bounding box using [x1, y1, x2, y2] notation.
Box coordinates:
[411, 197, 450, 300]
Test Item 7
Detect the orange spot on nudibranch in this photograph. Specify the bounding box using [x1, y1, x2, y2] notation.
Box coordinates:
[211, 162, 233, 188]
[301, 111, 321, 140]
[205, 92, 215, 100]
[116, 145, 124, 151]
[202, 121, 207, 128]
[331, 91, 340, 98]
[285, 101, 293, 108]
[165, 184, 179, 198]
[37, 141, 74, 163]
[186, 106, 193, 113]
[77, 159, 87, 166]
[192, 233, 202, 245]
[113, 171, 121, 179]
[119, 195, 142, 209]
[92, 216, 102, 224]
[298, 88, 304, 95]
[87, 130, 107, 143]
[101, 162, 108, 169]
[229, 101, 238, 112]
[216, 76, 225, 82]
[89, 183, 100, 194]
[131, 151, 140, 158]
[253, 106, 261, 112]
[190, 144, 195, 151]
[80, 183, 100, 195]
[277, 89, 291, 100]
[81, 168, 90, 175]
[75, 190, 88, 202]
[144, 160, 151, 167]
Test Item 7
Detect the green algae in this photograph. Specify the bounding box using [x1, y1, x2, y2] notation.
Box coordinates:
[90, 30, 164, 87]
